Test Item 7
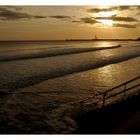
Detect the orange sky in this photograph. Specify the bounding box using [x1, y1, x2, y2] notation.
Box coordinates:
[0, 6, 140, 40]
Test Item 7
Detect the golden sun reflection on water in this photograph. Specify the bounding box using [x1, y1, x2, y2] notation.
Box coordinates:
[96, 41, 117, 48]
[96, 65, 115, 88]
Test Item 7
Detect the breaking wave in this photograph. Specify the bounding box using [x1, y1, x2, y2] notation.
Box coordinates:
[0, 45, 121, 62]
[0, 45, 140, 91]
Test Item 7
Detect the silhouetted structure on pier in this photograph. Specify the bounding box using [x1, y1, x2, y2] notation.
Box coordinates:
[136, 37, 140, 41]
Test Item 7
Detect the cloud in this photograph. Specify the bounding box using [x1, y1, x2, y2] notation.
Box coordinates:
[71, 17, 100, 25]
[79, 17, 100, 24]
[87, 8, 112, 13]
[49, 15, 71, 19]
[87, 6, 131, 13]
[72, 20, 81, 23]
[135, 6, 140, 10]
[0, 7, 46, 20]
[136, 12, 140, 15]
[113, 23, 138, 28]
[33, 15, 46, 19]
[116, 6, 131, 11]
[2, 6, 23, 11]
[95, 15, 138, 22]
[71, 15, 139, 28]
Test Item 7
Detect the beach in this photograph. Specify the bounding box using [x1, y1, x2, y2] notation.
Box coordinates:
[0, 40, 140, 133]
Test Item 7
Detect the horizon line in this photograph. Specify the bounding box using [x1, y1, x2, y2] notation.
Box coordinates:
[0, 38, 139, 42]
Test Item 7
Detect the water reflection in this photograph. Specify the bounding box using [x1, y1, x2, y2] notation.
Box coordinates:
[94, 57, 140, 93]
[94, 41, 117, 48]
[96, 65, 115, 87]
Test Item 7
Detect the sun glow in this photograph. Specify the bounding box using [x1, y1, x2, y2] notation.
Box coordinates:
[97, 19, 113, 26]
[91, 11, 115, 27]
[99, 11, 115, 17]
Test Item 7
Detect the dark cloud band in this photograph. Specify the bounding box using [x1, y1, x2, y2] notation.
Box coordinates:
[0, 7, 46, 20]
[49, 15, 71, 19]
[72, 16, 139, 28]
[80, 17, 99, 24]
[95, 15, 138, 22]
[113, 23, 138, 28]
[87, 6, 134, 13]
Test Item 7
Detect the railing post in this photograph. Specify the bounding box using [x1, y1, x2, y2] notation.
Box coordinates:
[103, 93, 105, 107]
[80, 101, 84, 116]
[124, 83, 126, 97]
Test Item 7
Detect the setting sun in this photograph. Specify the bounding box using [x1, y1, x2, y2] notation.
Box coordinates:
[97, 19, 113, 26]
[95, 11, 114, 27]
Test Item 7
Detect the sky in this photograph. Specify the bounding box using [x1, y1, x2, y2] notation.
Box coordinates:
[0, 6, 140, 40]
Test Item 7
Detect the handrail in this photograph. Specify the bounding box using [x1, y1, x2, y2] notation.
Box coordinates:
[105, 83, 140, 100]
[79, 75, 140, 115]
[102, 75, 140, 94]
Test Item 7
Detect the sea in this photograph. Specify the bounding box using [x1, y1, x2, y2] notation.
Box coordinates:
[0, 40, 140, 133]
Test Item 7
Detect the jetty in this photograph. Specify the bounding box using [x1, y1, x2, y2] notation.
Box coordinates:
[136, 37, 140, 41]
[65, 36, 140, 41]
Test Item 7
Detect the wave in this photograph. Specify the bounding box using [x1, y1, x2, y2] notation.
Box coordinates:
[1, 47, 139, 91]
[0, 45, 121, 62]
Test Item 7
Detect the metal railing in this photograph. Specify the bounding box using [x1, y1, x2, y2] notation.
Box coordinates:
[79, 75, 140, 115]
